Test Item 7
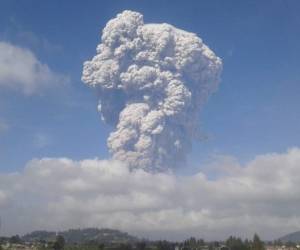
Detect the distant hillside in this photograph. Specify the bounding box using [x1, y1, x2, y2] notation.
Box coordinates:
[278, 231, 300, 243]
[22, 228, 138, 244]
[22, 230, 56, 242]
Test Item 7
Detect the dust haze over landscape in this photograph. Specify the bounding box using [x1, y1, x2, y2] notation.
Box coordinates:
[1, 1, 300, 244]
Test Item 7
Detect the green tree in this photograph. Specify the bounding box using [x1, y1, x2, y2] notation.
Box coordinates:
[208, 241, 220, 250]
[226, 236, 249, 250]
[53, 235, 65, 250]
[98, 243, 105, 250]
[136, 241, 146, 250]
[244, 239, 251, 250]
[114, 243, 132, 250]
[156, 240, 173, 250]
[9, 235, 22, 244]
[184, 237, 197, 249]
[197, 239, 205, 246]
[253, 234, 264, 250]
[273, 240, 282, 246]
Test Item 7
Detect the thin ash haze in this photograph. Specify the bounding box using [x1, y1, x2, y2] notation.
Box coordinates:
[82, 10, 222, 171]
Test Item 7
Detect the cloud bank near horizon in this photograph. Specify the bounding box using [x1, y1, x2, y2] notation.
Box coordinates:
[1, 148, 300, 240]
[82, 10, 222, 171]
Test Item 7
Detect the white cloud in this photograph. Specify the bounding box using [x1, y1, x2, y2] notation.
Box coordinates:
[0, 41, 68, 95]
[1, 148, 300, 240]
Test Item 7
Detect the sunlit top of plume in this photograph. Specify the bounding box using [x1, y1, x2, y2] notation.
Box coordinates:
[82, 10, 222, 172]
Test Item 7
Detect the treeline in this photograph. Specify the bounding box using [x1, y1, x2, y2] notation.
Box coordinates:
[9, 232, 300, 250]
[225, 234, 264, 250]
[33, 233, 266, 250]
[22, 228, 138, 244]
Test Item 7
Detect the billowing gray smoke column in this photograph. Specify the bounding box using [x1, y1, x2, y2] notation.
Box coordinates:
[82, 10, 222, 172]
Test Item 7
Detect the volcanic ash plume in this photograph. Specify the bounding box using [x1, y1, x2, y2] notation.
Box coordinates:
[82, 10, 222, 171]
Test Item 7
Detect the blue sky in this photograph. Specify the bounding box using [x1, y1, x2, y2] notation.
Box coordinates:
[1, 0, 300, 173]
